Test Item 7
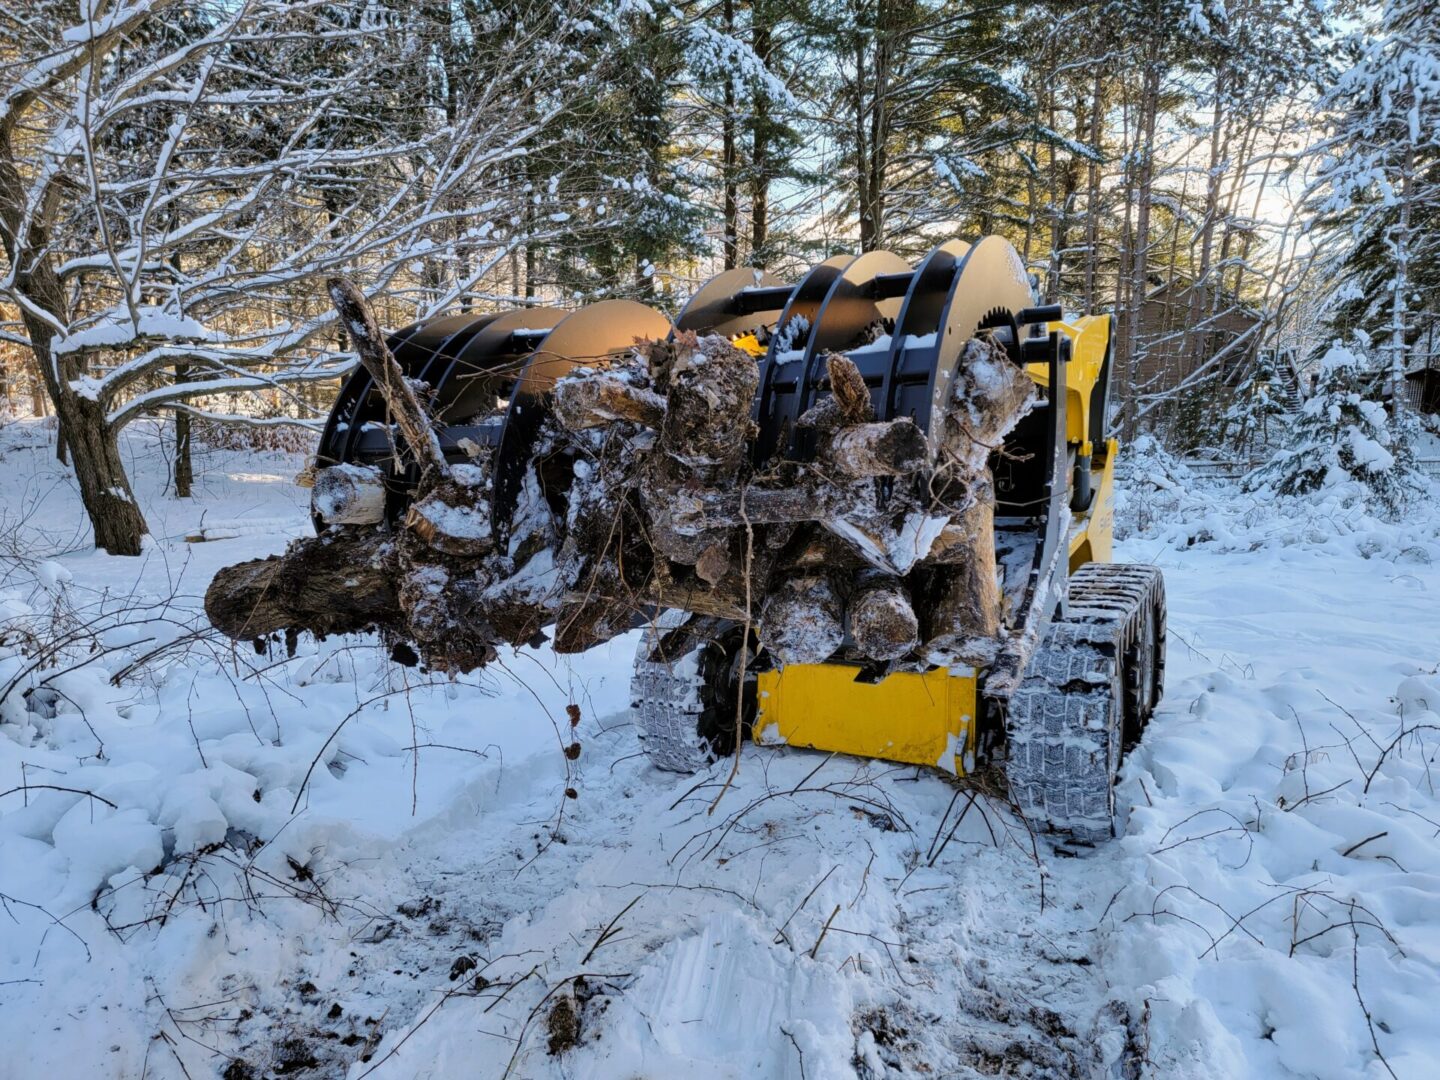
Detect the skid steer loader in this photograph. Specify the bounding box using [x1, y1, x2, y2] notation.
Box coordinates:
[309, 237, 1166, 843]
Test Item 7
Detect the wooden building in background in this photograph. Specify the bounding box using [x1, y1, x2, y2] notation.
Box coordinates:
[1117, 277, 1263, 399]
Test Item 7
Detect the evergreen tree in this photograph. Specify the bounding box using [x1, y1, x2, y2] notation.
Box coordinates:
[1309, 0, 1440, 405]
[1245, 342, 1422, 512]
[803, 0, 1033, 254]
[1223, 352, 1289, 457]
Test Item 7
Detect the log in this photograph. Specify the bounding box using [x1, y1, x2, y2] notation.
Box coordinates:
[312, 463, 387, 526]
[206, 317, 1039, 676]
[327, 276, 450, 488]
[923, 479, 1002, 665]
[941, 337, 1036, 473]
[760, 575, 843, 665]
[847, 575, 919, 661]
[562, 585, 748, 623]
[655, 333, 757, 472]
[824, 418, 927, 478]
[827, 353, 874, 424]
[554, 373, 665, 431]
[205, 529, 398, 641]
[822, 508, 950, 576]
[404, 483, 494, 556]
[668, 483, 858, 535]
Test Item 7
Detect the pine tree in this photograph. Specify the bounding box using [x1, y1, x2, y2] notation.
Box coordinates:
[1245, 342, 1422, 512]
[1223, 351, 1289, 457]
[1309, 0, 1440, 406]
[802, 0, 1033, 254]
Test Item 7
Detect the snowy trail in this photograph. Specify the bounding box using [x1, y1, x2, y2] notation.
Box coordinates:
[2, 426, 1440, 1078]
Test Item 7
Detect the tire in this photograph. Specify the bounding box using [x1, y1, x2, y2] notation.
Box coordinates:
[1005, 563, 1165, 843]
[630, 615, 754, 773]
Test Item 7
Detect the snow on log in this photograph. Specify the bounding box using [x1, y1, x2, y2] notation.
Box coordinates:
[404, 479, 494, 556]
[760, 575, 844, 665]
[312, 463, 386, 526]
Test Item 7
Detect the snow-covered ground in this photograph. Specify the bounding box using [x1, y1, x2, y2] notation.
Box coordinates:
[3, 418, 1440, 1079]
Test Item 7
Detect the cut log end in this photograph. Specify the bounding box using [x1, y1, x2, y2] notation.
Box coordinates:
[312, 463, 386, 526]
[848, 578, 919, 661]
[826, 419, 927, 478]
[760, 575, 843, 666]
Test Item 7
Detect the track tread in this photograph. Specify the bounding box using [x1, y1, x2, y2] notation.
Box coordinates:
[630, 613, 732, 773]
[1007, 563, 1166, 843]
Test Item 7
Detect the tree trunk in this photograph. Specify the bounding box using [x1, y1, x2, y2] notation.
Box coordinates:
[1186, 68, 1228, 377]
[1083, 66, 1103, 311]
[60, 393, 149, 555]
[0, 138, 148, 555]
[863, 19, 892, 253]
[749, 3, 773, 265]
[1390, 144, 1412, 410]
[721, 0, 739, 270]
[1122, 59, 1161, 440]
[173, 363, 193, 497]
[855, 42, 876, 252]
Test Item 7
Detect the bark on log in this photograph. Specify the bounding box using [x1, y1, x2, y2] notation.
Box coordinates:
[824, 419, 927, 478]
[642, 334, 759, 568]
[562, 586, 749, 623]
[654, 333, 757, 472]
[553, 373, 665, 431]
[847, 575, 919, 660]
[205, 529, 397, 641]
[669, 483, 859, 535]
[312, 463, 386, 526]
[827, 353, 874, 424]
[923, 480, 1002, 665]
[327, 276, 450, 488]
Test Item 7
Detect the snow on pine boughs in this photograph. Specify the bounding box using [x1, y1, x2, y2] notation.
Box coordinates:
[1245, 342, 1424, 514]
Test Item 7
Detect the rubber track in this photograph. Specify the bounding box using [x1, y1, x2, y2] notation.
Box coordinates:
[1006, 563, 1165, 843]
[630, 614, 725, 773]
